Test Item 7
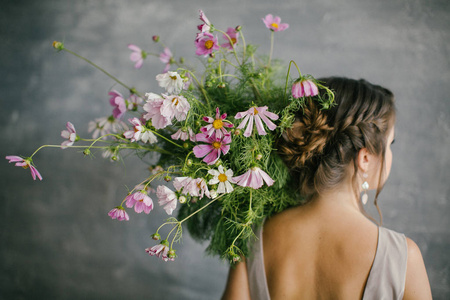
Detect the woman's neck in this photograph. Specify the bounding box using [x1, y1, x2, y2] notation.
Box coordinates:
[310, 181, 363, 214]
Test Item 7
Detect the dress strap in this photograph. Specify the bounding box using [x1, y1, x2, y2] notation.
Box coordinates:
[246, 221, 271, 300]
[363, 226, 408, 300]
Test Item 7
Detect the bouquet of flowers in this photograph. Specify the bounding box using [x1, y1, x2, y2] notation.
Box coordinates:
[6, 10, 334, 263]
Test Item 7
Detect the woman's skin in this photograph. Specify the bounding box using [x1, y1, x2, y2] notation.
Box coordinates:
[222, 127, 432, 300]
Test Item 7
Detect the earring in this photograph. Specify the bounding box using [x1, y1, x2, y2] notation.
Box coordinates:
[361, 173, 369, 205]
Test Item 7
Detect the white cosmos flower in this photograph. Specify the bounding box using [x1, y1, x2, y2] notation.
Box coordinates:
[208, 165, 236, 194]
[156, 71, 184, 95]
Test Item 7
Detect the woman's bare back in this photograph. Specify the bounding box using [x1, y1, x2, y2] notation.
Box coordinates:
[263, 199, 379, 300]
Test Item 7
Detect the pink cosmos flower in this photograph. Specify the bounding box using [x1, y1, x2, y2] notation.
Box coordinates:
[127, 94, 143, 111]
[197, 9, 211, 33]
[173, 176, 193, 192]
[123, 117, 157, 144]
[61, 122, 77, 149]
[160, 94, 190, 122]
[171, 128, 196, 142]
[108, 90, 127, 119]
[143, 93, 172, 129]
[159, 47, 173, 73]
[235, 106, 279, 137]
[125, 191, 154, 214]
[88, 116, 129, 139]
[233, 167, 275, 189]
[195, 32, 220, 57]
[222, 27, 239, 50]
[128, 44, 146, 69]
[193, 132, 232, 165]
[150, 165, 164, 175]
[5, 155, 43, 181]
[291, 79, 319, 98]
[156, 185, 178, 215]
[108, 206, 129, 221]
[146, 240, 174, 261]
[201, 107, 234, 139]
[262, 14, 289, 32]
[156, 71, 184, 95]
[193, 178, 210, 198]
[173, 177, 209, 198]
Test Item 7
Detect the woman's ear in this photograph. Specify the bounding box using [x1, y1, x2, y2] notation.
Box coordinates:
[356, 148, 371, 174]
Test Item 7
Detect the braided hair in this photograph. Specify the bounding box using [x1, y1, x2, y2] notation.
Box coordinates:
[277, 77, 395, 216]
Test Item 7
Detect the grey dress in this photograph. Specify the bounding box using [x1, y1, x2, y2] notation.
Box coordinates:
[247, 224, 408, 300]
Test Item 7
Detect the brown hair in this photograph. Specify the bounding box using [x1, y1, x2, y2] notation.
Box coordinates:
[277, 77, 395, 222]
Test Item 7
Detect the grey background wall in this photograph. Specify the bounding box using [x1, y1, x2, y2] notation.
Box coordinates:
[1, 0, 449, 299]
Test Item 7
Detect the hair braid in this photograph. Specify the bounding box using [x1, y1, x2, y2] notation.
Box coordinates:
[277, 77, 395, 202]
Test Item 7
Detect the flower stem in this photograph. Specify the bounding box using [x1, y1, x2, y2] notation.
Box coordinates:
[28, 144, 112, 158]
[62, 47, 143, 97]
[214, 28, 241, 66]
[178, 191, 231, 224]
[149, 129, 183, 149]
[182, 68, 211, 110]
[268, 31, 274, 68]
[284, 60, 303, 103]
[240, 30, 247, 63]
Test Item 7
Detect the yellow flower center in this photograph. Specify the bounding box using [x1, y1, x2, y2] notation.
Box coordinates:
[271, 23, 279, 29]
[172, 97, 179, 106]
[205, 40, 214, 49]
[212, 141, 221, 149]
[218, 173, 228, 182]
[231, 38, 237, 45]
[170, 75, 178, 80]
[22, 164, 29, 170]
[212, 119, 223, 129]
[253, 107, 258, 115]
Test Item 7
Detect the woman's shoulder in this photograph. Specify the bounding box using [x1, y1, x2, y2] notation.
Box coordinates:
[403, 236, 433, 299]
[373, 226, 432, 300]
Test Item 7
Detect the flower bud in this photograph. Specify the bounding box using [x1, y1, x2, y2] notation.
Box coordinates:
[217, 82, 226, 89]
[183, 142, 189, 149]
[209, 53, 215, 59]
[255, 154, 263, 160]
[168, 249, 177, 259]
[179, 57, 185, 64]
[111, 155, 118, 161]
[233, 255, 241, 263]
[83, 149, 91, 156]
[234, 129, 241, 136]
[152, 35, 160, 42]
[209, 190, 218, 199]
[235, 25, 242, 32]
[179, 195, 187, 204]
[151, 233, 161, 240]
[164, 175, 172, 182]
[186, 159, 193, 166]
[52, 41, 64, 50]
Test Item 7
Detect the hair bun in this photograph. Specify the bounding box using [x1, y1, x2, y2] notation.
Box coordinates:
[279, 99, 334, 168]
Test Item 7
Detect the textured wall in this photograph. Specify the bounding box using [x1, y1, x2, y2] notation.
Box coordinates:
[1, 0, 449, 299]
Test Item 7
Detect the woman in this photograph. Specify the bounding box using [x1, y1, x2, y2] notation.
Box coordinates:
[222, 77, 432, 299]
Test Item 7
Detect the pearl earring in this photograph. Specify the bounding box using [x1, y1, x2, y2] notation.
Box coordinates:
[361, 173, 369, 205]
